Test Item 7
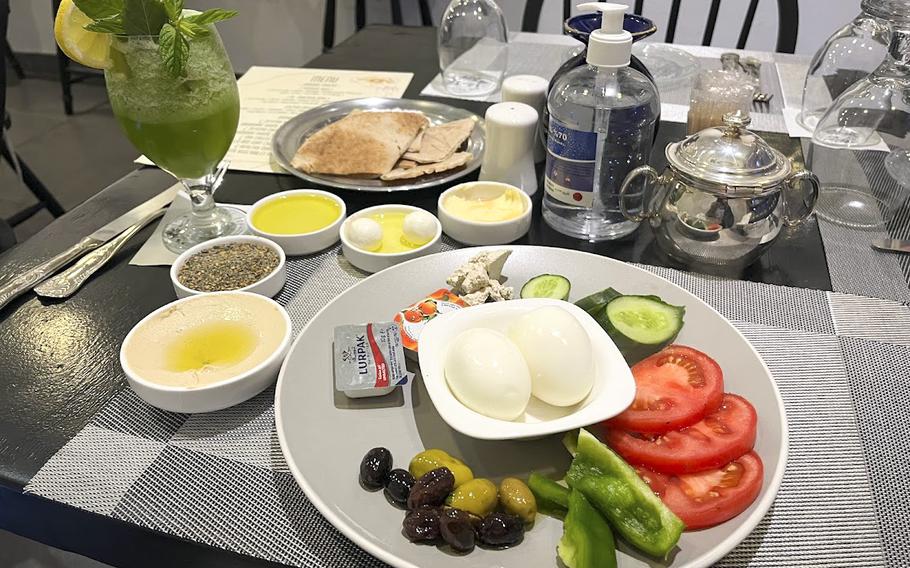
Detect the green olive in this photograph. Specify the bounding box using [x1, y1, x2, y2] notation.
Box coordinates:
[409, 449, 474, 488]
[499, 477, 537, 524]
[447, 478, 498, 517]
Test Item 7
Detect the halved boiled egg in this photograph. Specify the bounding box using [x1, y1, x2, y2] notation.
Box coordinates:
[508, 306, 594, 406]
[444, 328, 532, 420]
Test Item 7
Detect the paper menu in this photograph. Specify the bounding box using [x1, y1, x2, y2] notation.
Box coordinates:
[136, 66, 414, 174]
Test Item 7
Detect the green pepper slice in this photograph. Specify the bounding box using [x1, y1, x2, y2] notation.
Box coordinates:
[528, 472, 570, 518]
[566, 429, 685, 559]
[558, 489, 617, 568]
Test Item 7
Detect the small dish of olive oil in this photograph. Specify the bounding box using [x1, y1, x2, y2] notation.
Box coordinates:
[247, 190, 347, 256]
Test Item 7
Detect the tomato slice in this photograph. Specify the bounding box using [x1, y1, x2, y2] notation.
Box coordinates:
[603, 394, 757, 474]
[636, 451, 764, 530]
[606, 345, 724, 433]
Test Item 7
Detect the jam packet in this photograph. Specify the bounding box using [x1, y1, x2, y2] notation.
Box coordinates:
[393, 289, 467, 357]
[334, 322, 409, 398]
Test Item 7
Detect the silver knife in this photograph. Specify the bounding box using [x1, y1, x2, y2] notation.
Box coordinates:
[872, 238, 910, 254]
[33, 207, 168, 299]
[0, 185, 179, 310]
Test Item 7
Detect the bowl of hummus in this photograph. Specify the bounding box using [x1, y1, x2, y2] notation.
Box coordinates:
[438, 182, 532, 245]
[120, 291, 292, 413]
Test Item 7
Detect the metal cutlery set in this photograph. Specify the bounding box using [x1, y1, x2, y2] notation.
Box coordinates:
[0, 186, 178, 310]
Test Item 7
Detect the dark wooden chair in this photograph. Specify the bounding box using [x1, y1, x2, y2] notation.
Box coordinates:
[632, 0, 799, 53]
[2, 0, 65, 231]
[324, 0, 434, 51]
[521, 0, 571, 33]
[51, 0, 102, 115]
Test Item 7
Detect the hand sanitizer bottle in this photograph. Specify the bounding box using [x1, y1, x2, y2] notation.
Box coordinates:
[543, 2, 659, 241]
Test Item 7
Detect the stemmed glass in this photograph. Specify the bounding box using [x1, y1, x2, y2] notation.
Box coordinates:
[104, 27, 243, 253]
[808, 19, 910, 228]
[886, 148, 910, 187]
[797, 0, 893, 131]
[438, 0, 508, 97]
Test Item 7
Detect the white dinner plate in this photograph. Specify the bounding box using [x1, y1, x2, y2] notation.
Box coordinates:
[275, 246, 787, 568]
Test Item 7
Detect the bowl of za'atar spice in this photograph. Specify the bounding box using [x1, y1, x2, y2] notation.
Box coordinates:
[171, 236, 287, 299]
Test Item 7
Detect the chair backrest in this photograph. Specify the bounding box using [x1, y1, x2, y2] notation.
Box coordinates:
[324, 0, 434, 51]
[1, 0, 8, 121]
[633, 0, 799, 53]
[521, 0, 571, 33]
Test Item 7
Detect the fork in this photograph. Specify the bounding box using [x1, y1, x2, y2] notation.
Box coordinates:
[740, 56, 774, 109]
[721, 53, 773, 110]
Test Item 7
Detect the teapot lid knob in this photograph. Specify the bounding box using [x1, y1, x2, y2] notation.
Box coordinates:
[722, 110, 751, 133]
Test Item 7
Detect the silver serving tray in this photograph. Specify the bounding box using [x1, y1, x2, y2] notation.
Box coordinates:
[272, 97, 485, 192]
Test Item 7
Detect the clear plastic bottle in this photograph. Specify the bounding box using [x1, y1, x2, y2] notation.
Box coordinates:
[437, 0, 508, 97]
[543, 2, 659, 241]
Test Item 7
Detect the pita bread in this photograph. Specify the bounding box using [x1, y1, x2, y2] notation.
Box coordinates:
[395, 159, 419, 170]
[291, 111, 428, 176]
[401, 118, 476, 164]
[407, 129, 425, 153]
[380, 152, 472, 181]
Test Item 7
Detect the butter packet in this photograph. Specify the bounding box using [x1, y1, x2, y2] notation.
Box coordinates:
[334, 322, 409, 398]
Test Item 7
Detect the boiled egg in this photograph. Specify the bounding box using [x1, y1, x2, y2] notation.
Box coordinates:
[507, 306, 594, 407]
[444, 328, 531, 420]
[347, 217, 383, 251]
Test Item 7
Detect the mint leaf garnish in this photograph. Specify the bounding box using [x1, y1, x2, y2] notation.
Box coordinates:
[71, 0, 237, 77]
[158, 23, 189, 77]
[73, 0, 123, 21]
[183, 8, 237, 26]
[177, 18, 208, 38]
[162, 0, 183, 20]
[84, 16, 126, 34]
[123, 0, 168, 36]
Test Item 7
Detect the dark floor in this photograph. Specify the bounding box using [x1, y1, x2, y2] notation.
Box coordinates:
[3, 67, 138, 243]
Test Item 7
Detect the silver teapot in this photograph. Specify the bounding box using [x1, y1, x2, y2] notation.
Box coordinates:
[619, 111, 819, 267]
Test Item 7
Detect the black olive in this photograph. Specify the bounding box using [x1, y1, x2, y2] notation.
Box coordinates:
[439, 508, 477, 553]
[477, 512, 524, 548]
[402, 507, 442, 542]
[384, 469, 415, 508]
[407, 467, 455, 509]
[359, 447, 392, 490]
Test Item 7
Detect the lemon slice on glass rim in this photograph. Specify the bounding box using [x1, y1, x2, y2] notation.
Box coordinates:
[53, 0, 112, 69]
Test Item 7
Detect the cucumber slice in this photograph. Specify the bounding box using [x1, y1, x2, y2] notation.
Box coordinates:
[574, 287, 622, 316]
[520, 274, 571, 300]
[595, 295, 685, 363]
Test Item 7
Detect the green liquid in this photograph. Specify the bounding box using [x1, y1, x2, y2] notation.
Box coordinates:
[105, 33, 240, 180]
[114, 100, 239, 180]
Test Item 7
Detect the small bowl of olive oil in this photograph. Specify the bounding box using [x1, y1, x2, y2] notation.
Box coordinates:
[247, 189, 346, 256]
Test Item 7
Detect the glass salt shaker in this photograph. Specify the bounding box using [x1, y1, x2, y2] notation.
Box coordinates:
[438, 0, 509, 97]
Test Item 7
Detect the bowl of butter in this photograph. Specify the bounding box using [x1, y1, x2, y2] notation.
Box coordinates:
[437, 182, 532, 246]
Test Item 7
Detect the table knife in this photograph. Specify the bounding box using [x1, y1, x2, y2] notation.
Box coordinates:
[0, 185, 179, 311]
[33, 207, 168, 299]
[871, 238, 910, 254]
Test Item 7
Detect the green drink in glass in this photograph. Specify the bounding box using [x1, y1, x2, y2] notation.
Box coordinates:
[104, 25, 243, 252]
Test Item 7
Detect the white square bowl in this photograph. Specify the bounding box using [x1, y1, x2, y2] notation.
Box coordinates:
[417, 298, 635, 440]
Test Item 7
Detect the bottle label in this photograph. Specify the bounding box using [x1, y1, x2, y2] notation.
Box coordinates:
[545, 117, 597, 208]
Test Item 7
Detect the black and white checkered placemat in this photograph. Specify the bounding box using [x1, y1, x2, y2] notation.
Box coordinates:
[23, 242, 910, 567]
